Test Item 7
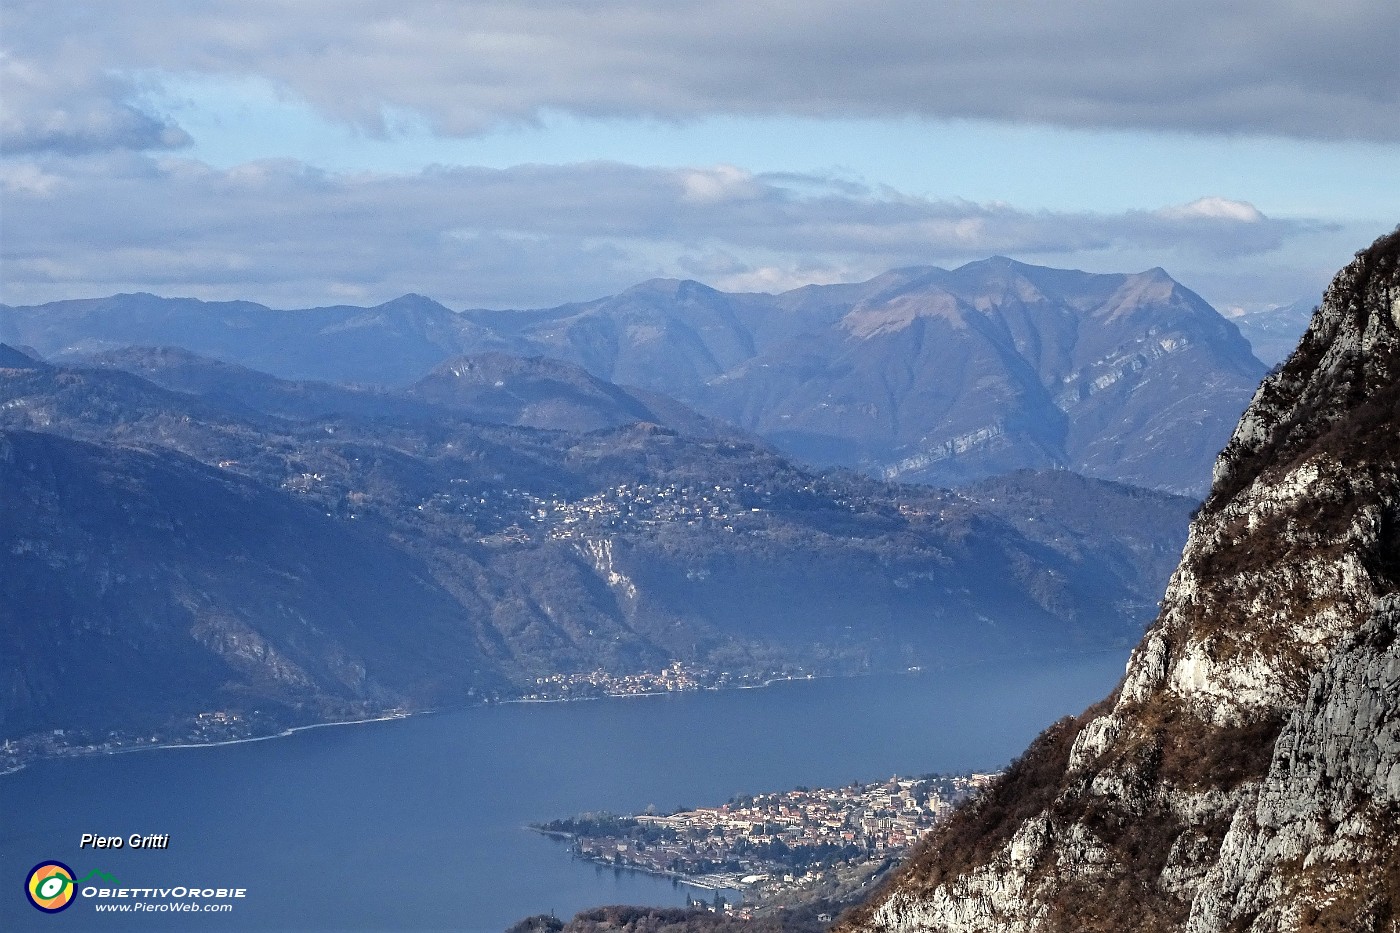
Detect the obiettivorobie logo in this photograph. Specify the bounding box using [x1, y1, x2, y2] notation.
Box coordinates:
[25, 862, 117, 913]
[24, 861, 246, 916]
[25, 863, 121, 913]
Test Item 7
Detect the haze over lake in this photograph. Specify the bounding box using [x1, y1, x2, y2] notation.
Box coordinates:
[1, 651, 1125, 932]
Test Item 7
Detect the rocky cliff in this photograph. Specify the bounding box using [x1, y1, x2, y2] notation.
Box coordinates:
[841, 228, 1400, 933]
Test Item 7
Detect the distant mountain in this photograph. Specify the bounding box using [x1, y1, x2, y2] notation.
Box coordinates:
[2, 259, 1268, 495]
[419, 262, 1266, 496]
[0, 349, 1194, 746]
[1226, 298, 1316, 366]
[408, 352, 733, 437]
[80, 346, 733, 438]
[1, 292, 508, 385]
[80, 346, 430, 422]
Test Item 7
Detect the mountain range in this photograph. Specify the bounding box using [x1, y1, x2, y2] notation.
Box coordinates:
[2, 258, 1267, 495]
[78, 345, 737, 439]
[0, 345, 1194, 746]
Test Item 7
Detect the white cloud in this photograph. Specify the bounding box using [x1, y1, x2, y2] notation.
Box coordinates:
[679, 165, 762, 205]
[1159, 197, 1265, 223]
[0, 161, 62, 195]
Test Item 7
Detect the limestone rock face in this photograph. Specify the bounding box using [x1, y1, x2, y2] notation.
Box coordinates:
[841, 229, 1400, 933]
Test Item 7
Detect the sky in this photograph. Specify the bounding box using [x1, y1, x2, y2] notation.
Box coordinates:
[2, 0, 1397, 313]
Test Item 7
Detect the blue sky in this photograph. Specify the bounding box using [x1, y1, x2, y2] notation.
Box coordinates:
[156, 75, 1397, 219]
[3, 1, 1397, 311]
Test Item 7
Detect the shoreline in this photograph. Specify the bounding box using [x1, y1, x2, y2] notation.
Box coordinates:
[0, 676, 822, 775]
[584, 860, 744, 894]
[528, 829, 745, 894]
[115, 710, 417, 755]
[0, 710, 422, 776]
[2, 647, 1127, 776]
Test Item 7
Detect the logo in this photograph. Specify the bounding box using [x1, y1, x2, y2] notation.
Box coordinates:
[25, 861, 76, 913]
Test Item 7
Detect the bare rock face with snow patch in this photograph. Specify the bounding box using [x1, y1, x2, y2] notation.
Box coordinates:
[840, 228, 1400, 933]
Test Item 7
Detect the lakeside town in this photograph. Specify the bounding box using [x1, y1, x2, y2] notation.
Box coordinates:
[521, 661, 838, 701]
[534, 771, 999, 916]
[0, 662, 832, 773]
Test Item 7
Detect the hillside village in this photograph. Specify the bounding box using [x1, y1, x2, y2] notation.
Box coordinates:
[414, 479, 841, 544]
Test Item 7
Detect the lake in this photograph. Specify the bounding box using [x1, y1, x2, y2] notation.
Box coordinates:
[0, 650, 1128, 931]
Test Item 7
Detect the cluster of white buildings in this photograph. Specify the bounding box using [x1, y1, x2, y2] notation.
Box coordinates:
[526, 661, 709, 698]
[631, 773, 1001, 863]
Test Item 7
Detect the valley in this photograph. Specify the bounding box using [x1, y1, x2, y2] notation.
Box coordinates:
[0, 335, 1194, 759]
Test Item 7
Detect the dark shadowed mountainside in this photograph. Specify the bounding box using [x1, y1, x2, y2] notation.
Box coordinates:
[0, 429, 499, 740]
[409, 352, 735, 437]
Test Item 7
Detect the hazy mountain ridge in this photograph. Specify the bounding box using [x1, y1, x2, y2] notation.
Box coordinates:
[0, 349, 1194, 748]
[1227, 300, 1317, 367]
[839, 230, 1400, 932]
[0, 291, 503, 385]
[79, 345, 736, 439]
[409, 351, 737, 437]
[2, 258, 1266, 495]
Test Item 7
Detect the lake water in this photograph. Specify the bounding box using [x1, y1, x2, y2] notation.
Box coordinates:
[1, 651, 1127, 932]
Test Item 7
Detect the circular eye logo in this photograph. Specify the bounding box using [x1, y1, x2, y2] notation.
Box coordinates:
[25, 861, 77, 913]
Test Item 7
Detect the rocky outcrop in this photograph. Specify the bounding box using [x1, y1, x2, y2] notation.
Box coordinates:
[1184, 596, 1400, 932]
[841, 228, 1400, 933]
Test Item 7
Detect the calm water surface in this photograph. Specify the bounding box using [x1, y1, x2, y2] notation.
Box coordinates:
[1, 652, 1127, 932]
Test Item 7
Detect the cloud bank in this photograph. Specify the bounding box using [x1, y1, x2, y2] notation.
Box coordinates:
[5, 0, 1399, 152]
[0, 155, 1322, 308]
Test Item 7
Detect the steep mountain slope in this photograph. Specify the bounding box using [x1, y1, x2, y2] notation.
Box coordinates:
[2, 259, 1264, 494]
[841, 230, 1400, 932]
[0, 344, 45, 368]
[0, 429, 498, 740]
